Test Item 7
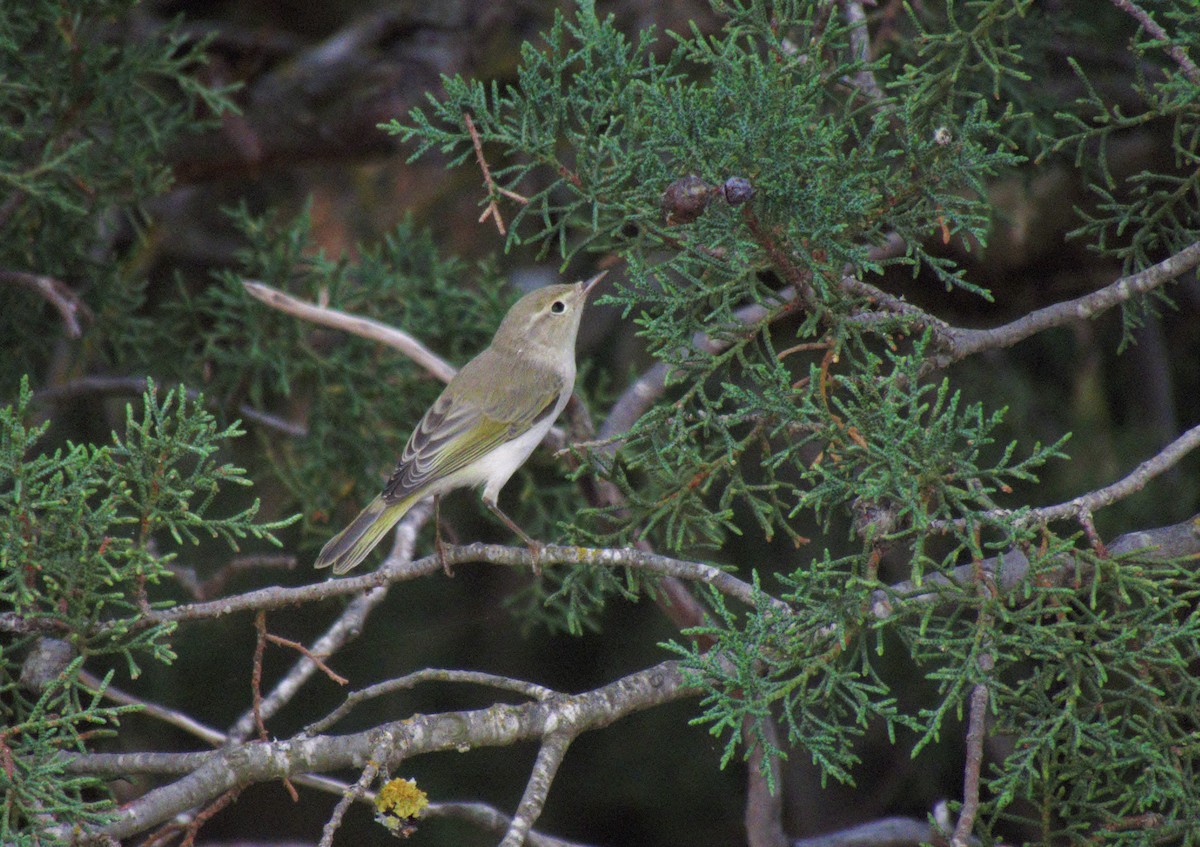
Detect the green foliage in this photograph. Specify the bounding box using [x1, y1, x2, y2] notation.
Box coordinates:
[0, 0, 234, 395]
[395, 1, 1200, 842]
[1, 378, 294, 844]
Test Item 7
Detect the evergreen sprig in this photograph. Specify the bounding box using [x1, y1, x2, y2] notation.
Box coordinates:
[0, 378, 295, 843]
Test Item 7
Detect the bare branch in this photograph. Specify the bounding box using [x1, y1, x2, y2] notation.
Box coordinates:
[242, 279, 457, 384]
[66, 659, 695, 840]
[931, 422, 1200, 533]
[225, 501, 432, 743]
[1109, 0, 1200, 84]
[931, 240, 1200, 368]
[500, 732, 573, 847]
[318, 737, 389, 847]
[424, 801, 596, 847]
[1030, 422, 1200, 523]
[953, 562, 996, 847]
[0, 269, 91, 338]
[306, 667, 559, 737]
[116, 542, 782, 632]
[79, 671, 226, 747]
[744, 716, 788, 847]
[838, 1, 886, 103]
[790, 814, 957, 847]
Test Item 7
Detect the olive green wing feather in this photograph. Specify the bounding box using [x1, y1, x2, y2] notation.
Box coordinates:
[382, 352, 566, 503]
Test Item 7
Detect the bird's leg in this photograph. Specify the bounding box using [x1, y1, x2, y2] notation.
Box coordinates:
[434, 494, 453, 577]
[483, 498, 543, 576]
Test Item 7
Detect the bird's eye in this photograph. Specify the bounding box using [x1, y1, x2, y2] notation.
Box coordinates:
[550, 300, 566, 314]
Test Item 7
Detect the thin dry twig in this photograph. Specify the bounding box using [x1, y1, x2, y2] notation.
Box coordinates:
[0, 269, 92, 338]
[930, 422, 1200, 533]
[306, 668, 559, 737]
[317, 737, 390, 847]
[264, 633, 348, 686]
[953, 558, 996, 847]
[225, 501, 432, 744]
[743, 716, 787, 847]
[930, 240, 1200, 368]
[464, 111, 527, 235]
[242, 279, 457, 384]
[79, 671, 226, 747]
[179, 785, 242, 847]
[423, 801, 595, 847]
[251, 611, 269, 742]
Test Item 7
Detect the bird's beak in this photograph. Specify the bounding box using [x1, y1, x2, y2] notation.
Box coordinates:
[582, 269, 609, 298]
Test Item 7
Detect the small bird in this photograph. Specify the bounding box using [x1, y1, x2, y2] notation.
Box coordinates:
[315, 272, 606, 575]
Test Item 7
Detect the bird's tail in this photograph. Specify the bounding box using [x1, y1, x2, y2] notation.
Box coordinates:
[315, 494, 415, 575]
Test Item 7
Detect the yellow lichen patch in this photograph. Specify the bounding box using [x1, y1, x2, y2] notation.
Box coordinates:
[374, 777, 428, 837]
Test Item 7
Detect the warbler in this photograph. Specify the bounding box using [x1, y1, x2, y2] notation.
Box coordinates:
[315, 271, 605, 575]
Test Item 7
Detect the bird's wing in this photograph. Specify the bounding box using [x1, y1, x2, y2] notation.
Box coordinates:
[381, 353, 567, 502]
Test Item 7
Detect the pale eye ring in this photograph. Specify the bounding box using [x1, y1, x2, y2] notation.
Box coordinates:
[550, 300, 566, 314]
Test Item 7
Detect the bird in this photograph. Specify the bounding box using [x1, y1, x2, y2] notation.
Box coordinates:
[315, 271, 605, 575]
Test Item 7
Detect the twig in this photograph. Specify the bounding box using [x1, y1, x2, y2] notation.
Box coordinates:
[252, 611, 269, 742]
[0, 269, 92, 338]
[79, 671, 226, 747]
[1033, 422, 1200, 523]
[1109, 0, 1200, 84]
[306, 667, 559, 737]
[169, 554, 297, 601]
[180, 786, 242, 847]
[317, 737, 390, 847]
[930, 422, 1200, 533]
[953, 559, 996, 847]
[839, 1, 887, 103]
[242, 279, 457, 384]
[931, 240, 1200, 368]
[264, 633, 348, 686]
[743, 716, 787, 847]
[500, 732, 573, 847]
[464, 111, 528, 236]
[790, 814, 962, 847]
[423, 801, 595, 847]
[225, 501, 432, 744]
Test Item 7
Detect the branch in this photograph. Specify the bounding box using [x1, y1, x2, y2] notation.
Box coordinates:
[79, 671, 226, 747]
[242, 279, 457, 384]
[500, 732, 573, 847]
[306, 667, 558, 737]
[931, 422, 1200, 533]
[424, 801, 596, 847]
[1109, 0, 1200, 84]
[870, 514, 1200, 622]
[790, 814, 957, 847]
[65, 659, 695, 840]
[929, 240, 1200, 368]
[225, 501, 432, 743]
[110, 543, 782, 632]
[0, 269, 91, 338]
[744, 716, 787, 847]
[1028, 422, 1200, 523]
